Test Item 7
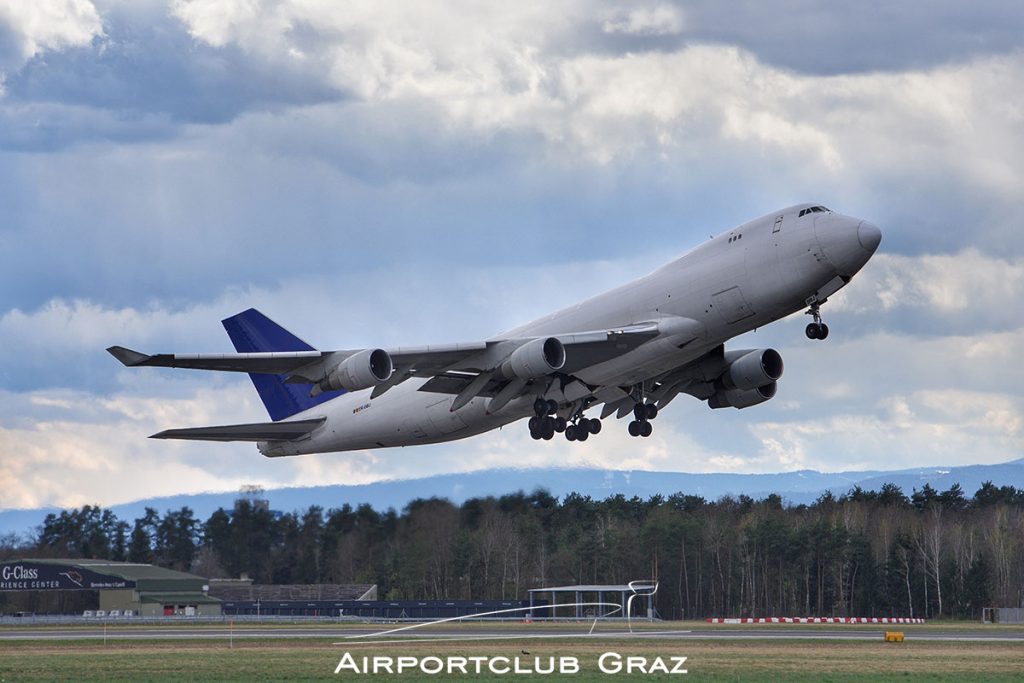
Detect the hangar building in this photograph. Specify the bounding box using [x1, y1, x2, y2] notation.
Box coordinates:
[0, 559, 220, 616]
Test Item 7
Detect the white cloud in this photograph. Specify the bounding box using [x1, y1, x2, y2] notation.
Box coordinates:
[162, 1, 1024, 196]
[749, 386, 1024, 473]
[0, 381, 256, 509]
[602, 5, 684, 36]
[832, 249, 1024, 316]
[0, 377, 744, 509]
[0, 0, 103, 73]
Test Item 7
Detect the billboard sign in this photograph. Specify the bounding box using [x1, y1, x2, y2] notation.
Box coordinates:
[0, 562, 136, 591]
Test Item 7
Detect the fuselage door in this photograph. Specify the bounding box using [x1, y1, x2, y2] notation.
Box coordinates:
[773, 215, 783, 233]
[711, 286, 756, 324]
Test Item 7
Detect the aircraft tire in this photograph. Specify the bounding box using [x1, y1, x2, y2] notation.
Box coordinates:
[565, 425, 577, 441]
[805, 323, 820, 339]
[633, 403, 645, 420]
[529, 416, 541, 431]
[628, 420, 641, 437]
[645, 404, 658, 420]
[640, 421, 653, 437]
[546, 399, 559, 415]
[588, 419, 602, 434]
[553, 416, 567, 432]
[577, 428, 589, 442]
[818, 323, 829, 339]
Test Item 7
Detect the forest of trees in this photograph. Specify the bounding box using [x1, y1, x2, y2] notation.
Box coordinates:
[2, 481, 1023, 620]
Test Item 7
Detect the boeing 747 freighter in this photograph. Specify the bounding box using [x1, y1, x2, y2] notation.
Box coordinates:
[109, 204, 881, 456]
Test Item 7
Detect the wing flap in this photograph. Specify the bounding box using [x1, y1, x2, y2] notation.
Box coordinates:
[150, 418, 326, 442]
[419, 373, 506, 397]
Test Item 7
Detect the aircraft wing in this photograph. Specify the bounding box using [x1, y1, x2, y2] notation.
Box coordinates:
[416, 318, 701, 410]
[107, 346, 328, 374]
[106, 343, 492, 378]
[150, 418, 326, 442]
[109, 317, 694, 411]
[108, 322, 666, 381]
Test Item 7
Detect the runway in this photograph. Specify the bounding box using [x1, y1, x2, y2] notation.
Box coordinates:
[1, 625, 1020, 643]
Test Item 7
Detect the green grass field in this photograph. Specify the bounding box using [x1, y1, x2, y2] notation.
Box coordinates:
[2, 622, 1023, 681]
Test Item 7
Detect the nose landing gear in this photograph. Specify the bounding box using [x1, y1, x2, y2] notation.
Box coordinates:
[804, 301, 830, 340]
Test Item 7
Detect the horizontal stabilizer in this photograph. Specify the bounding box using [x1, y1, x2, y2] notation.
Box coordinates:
[150, 418, 325, 442]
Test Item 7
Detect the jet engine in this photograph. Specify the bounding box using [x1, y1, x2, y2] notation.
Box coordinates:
[501, 337, 566, 379]
[317, 348, 393, 393]
[708, 381, 777, 409]
[721, 348, 784, 391]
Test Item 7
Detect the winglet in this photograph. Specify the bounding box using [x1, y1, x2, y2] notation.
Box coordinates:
[106, 346, 152, 367]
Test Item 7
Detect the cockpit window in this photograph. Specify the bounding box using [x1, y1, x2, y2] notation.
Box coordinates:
[798, 206, 831, 217]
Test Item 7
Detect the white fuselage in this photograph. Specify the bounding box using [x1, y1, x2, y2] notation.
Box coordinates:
[261, 204, 879, 455]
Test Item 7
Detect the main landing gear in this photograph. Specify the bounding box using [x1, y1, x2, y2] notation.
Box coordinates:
[565, 416, 601, 442]
[528, 397, 561, 440]
[627, 402, 657, 438]
[529, 397, 601, 442]
[804, 301, 830, 340]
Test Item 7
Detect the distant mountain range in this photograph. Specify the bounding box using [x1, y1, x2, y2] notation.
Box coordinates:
[3, 458, 1023, 538]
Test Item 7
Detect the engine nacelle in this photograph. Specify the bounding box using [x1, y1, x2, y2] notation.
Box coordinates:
[321, 348, 393, 392]
[708, 381, 777, 409]
[721, 348, 783, 391]
[501, 337, 566, 379]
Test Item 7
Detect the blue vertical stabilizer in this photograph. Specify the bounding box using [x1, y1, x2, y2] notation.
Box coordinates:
[222, 309, 344, 421]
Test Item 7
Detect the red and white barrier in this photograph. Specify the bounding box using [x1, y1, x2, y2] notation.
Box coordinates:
[706, 617, 925, 624]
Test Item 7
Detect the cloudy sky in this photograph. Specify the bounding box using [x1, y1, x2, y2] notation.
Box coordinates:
[1, 0, 1022, 510]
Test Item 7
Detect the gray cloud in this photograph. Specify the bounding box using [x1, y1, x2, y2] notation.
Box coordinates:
[679, 0, 1024, 75]
[1, 1, 341, 146]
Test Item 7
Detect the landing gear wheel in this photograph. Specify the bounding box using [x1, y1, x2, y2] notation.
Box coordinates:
[533, 398, 547, 416]
[576, 428, 589, 442]
[640, 421, 653, 437]
[588, 419, 602, 435]
[804, 301, 830, 341]
[644, 404, 659, 420]
[633, 404, 645, 420]
[528, 416, 541, 431]
[565, 425, 577, 441]
[628, 420, 641, 437]
[553, 416, 567, 433]
[546, 399, 559, 415]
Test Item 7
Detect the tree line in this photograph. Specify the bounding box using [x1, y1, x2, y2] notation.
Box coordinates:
[3, 481, 1023, 619]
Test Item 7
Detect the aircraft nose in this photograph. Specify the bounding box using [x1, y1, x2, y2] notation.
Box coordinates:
[858, 221, 882, 253]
